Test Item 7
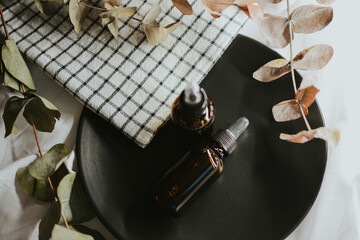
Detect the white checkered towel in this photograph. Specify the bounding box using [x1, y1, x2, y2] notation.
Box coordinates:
[2, 0, 247, 148]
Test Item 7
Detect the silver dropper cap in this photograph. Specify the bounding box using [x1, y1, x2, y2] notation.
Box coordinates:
[183, 82, 202, 105]
[212, 117, 249, 155]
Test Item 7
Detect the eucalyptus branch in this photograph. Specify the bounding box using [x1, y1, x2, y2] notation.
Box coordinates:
[286, 0, 312, 131]
[1, 7, 71, 229]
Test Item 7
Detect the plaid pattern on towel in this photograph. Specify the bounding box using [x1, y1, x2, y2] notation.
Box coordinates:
[1, 0, 247, 148]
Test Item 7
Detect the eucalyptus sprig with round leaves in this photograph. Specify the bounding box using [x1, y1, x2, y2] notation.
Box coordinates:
[252, 0, 340, 147]
[0, 6, 103, 240]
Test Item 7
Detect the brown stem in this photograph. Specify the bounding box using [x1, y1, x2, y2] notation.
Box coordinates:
[78, 1, 106, 11]
[130, 16, 142, 22]
[0, 5, 10, 39]
[286, 0, 312, 131]
[20, 83, 70, 229]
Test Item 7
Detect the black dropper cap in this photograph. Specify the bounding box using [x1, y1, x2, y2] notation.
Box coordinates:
[212, 117, 249, 155]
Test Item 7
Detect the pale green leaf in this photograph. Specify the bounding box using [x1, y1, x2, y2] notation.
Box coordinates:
[51, 225, 94, 240]
[35, 0, 64, 16]
[28, 144, 71, 180]
[16, 167, 53, 201]
[58, 173, 95, 224]
[1, 39, 35, 90]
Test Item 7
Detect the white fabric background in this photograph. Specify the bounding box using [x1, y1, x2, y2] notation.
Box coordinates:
[1, 0, 359, 239]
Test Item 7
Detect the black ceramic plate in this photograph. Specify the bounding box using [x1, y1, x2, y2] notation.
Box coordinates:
[77, 35, 327, 240]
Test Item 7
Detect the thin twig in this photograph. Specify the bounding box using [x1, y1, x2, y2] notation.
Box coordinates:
[286, 0, 312, 131]
[0, 5, 10, 39]
[286, 0, 297, 94]
[130, 16, 142, 22]
[78, 1, 106, 11]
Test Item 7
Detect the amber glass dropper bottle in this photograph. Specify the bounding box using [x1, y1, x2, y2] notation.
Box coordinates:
[153, 117, 249, 215]
[171, 82, 214, 133]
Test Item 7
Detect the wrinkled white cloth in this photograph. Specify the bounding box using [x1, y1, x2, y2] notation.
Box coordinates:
[1, 0, 360, 239]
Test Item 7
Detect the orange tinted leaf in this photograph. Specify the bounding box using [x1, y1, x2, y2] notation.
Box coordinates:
[201, 0, 234, 14]
[253, 58, 290, 82]
[290, 5, 333, 34]
[172, 0, 193, 15]
[280, 127, 340, 147]
[272, 99, 308, 122]
[235, 0, 259, 7]
[293, 45, 333, 70]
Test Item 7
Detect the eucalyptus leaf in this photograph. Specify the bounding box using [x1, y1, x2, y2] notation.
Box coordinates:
[316, 0, 335, 5]
[252, 58, 290, 82]
[51, 225, 94, 240]
[12, 123, 19, 135]
[142, 5, 181, 45]
[258, 14, 290, 48]
[69, 0, 91, 33]
[290, 5, 333, 34]
[72, 225, 106, 240]
[280, 127, 340, 147]
[1, 62, 20, 91]
[293, 44, 333, 70]
[35, 0, 64, 16]
[23, 97, 58, 133]
[3, 96, 31, 137]
[99, 7, 136, 18]
[58, 173, 95, 224]
[39, 201, 62, 240]
[105, 0, 122, 7]
[102, 4, 119, 38]
[172, 0, 193, 15]
[27, 93, 61, 119]
[272, 99, 308, 122]
[28, 144, 71, 180]
[1, 39, 36, 90]
[16, 167, 53, 201]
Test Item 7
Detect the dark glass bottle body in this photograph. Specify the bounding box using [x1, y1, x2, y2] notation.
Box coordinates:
[153, 142, 224, 215]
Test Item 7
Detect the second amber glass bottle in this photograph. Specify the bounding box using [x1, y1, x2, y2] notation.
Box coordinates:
[171, 83, 214, 133]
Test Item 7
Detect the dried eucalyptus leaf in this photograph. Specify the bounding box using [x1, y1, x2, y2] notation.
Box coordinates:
[290, 5, 333, 34]
[201, 0, 234, 13]
[293, 44, 333, 70]
[28, 144, 71, 180]
[35, 0, 64, 16]
[3, 96, 31, 137]
[16, 167, 53, 201]
[142, 5, 181, 45]
[253, 58, 290, 82]
[71, 225, 106, 240]
[69, 0, 91, 33]
[247, 4, 265, 22]
[101, 4, 119, 38]
[99, 7, 136, 18]
[58, 173, 95, 224]
[51, 225, 94, 240]
[172, 0, 193, 15]
[259, 0, 282, 3]
[280, 127, 340, 147]
[235, 0, 259, 7]
[23, 97, 58, 133]
[39, 202, 62, 240]
[2, 39, 36, 90]
[272, 99, 308, 122]
[258, 14, 290, 48]
[105, 0, 122, 7]
[316, 0, 335, 5]
[200, 1, 222, 18]
[295, 76, 319, 108]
